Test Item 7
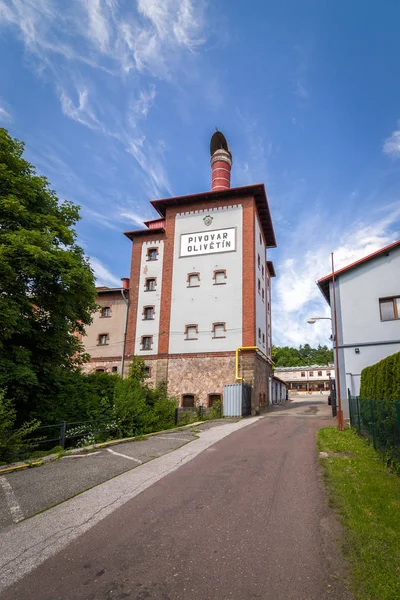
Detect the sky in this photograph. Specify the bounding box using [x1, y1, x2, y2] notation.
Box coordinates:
[1, 0, 400, 348]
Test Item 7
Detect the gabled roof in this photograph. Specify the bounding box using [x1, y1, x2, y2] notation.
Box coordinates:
[149, 184, 277, 248]
[317, 240, 400, 304]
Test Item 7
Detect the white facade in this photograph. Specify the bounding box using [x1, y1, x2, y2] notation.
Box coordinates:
[169, 205, 243, 354]
[329, 245, 400, 415]
[255, 215, 268, 354]
[134, 240, 164, 355]
[274, 365, 333, 390]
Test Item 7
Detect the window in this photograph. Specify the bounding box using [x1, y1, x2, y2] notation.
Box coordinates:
[262, 289, 265, 302]
[101, 306, 111, 318]
[141, 336, 152, 350]
[143, 306, 154, 320]
[309, 371, 314, 377]
[259, 233, 262, 244]
[96, 368, 105, 373]
[262, 265, 264, 279]
[258, 279, 261, 293]
[98, 334, 108, 345]
[185, 324, 198, 340]
[147, 247, 158, 261]
[213, 322, 226, 338]
[262, 333, 265, 344]
[326, 371, 331, 376]
[208, 393, 221, 407]
[318, 371, 322, 377]
[182, 394, 195, 407]
[258, 327, 261, 340]
[301, 372, 305, 377]
[112, 366, 118, 373]
[214, 270, 226, 285]
[379, 296, 400, 321]
[145, 278, 156, 291]
[258, 254, 260, 268]
[188, 273, 200, 287]
[145, 366, 151, 378]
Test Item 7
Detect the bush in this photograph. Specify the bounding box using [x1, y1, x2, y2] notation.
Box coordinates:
[0, 389, 41, 463]
[360, 352, 400, 400]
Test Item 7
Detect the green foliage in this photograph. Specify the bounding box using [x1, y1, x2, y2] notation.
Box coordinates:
[0, 128, 98, 421]
[272, 343, 333, 367]
[0, 389, 41, 463]
[318, 427, 400, 599]
[360, 352, 400, 400]
[113, 358, 178, 437]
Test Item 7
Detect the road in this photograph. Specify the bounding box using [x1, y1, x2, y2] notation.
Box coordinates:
[0, 397, 352, 600]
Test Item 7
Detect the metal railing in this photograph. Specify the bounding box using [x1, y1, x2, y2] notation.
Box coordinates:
[27, 418, 116, 450]
[348, 392, 400, 462]
[174, 404, 223, 426]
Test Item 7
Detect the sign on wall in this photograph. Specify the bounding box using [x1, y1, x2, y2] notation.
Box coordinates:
[180, 227, 236, 257]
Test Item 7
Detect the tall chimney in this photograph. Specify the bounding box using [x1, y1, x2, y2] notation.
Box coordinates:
[121, 277, 130, 290]
[210, 130, 232, 191]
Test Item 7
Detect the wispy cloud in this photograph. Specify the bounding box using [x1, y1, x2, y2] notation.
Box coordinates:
[383, 124, 400, 158]
[119, 210, 147, 228]
[273, 204, 400, 347]
[0, 104, 11, 122]
[89, 256, 121, 287]
[59, 86, 102, 131]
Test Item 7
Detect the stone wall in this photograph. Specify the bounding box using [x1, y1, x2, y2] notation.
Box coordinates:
[240, 350, 271, 413]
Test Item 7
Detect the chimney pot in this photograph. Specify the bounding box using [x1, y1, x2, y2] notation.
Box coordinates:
[121, 277, 130, 290]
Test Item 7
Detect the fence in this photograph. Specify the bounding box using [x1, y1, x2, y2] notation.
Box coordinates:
[348, 392, 400, 462]
[174, 404, 223, 426]
[28, 418, 117, 451]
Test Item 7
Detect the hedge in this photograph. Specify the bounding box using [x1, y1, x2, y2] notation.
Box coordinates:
[360, 351, 400, 400]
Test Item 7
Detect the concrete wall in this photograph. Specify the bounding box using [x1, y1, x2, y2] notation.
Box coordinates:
[331, 245, 400, 414]
[255, 215, 267, 354]
[135, 240, 164, 355]
[169, 205, 243, 354]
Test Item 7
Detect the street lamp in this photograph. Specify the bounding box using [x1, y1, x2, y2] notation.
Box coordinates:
[307, 316, 332, 325]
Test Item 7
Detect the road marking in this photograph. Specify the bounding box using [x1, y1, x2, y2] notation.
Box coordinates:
[62, 452, 101, 458]
[107, 448, 142, 463]
[0, 476, 24, 524]
[156, 436, 192, 442]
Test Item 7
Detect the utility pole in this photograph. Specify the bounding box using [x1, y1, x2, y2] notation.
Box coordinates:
[331, 252, 344, 431]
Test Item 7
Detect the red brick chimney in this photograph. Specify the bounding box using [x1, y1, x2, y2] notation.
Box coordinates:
[121, 277, 130, 290]
[210, 130, 232, 191]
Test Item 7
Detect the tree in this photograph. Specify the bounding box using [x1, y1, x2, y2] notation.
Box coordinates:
[0, 128, 97, 421]
[272, 344, 333, 367]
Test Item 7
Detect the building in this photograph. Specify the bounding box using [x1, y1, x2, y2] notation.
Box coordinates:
[274, 365, 334, 392]
[317, 240, 400, 415]
[121, 131, 277, 411]
[81, 279, 129, 375]
[270, 376, 287, 404]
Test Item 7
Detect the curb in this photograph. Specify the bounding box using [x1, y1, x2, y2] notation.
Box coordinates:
[0, 420, 221, 476]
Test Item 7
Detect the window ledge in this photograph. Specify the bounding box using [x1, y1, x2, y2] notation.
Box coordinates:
[185, 338, 198, 341]
[213, 282, 226, 285]
[144, 289, 156, 292]
[213, 335, 226, 339]
[97, 343, 109, 346]
[99, 315, 111, 318]
[187, 285, 200, 288]
[143, 317, 155, 320]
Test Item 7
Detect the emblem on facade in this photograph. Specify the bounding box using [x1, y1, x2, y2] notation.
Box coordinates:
[203, 214, 213, 226]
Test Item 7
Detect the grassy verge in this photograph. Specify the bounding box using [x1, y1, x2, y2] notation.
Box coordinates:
[318, 427, 400, 600]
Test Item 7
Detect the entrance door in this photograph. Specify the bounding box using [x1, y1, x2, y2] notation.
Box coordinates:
[242, 384, 252, 416]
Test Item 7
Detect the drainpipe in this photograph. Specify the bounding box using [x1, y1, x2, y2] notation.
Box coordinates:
[235, 346, 270, 381]
[120, 278, 130, 377]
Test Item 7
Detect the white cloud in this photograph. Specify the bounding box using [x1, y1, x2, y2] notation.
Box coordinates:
[273, 204, 400, 347]
[383, 127, 400, 158]
[90, 257, 121, 287]
[0, 105, 11, 122]
[59, 86, 102, 131]
[119, 211, 146, 228]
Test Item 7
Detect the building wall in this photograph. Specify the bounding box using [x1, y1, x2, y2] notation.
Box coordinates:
[331, 246, 400, 412]
[254, 214, 267, 354]
[134, 239, 164, 355]
[169, 204, 243, 354]
[82, 292, 126, 361]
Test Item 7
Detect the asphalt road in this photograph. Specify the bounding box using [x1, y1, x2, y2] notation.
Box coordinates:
[1, 398, 352, 600]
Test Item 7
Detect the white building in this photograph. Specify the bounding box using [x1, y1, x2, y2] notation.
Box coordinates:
[274, 365, 334, 392]
[317, 240, 400, 415]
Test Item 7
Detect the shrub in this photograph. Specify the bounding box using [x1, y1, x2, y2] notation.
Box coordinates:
[360, 351, 400, 400]
[0, 389, 41, 463]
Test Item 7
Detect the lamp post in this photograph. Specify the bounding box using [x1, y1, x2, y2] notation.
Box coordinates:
[307, 317, 332, 325]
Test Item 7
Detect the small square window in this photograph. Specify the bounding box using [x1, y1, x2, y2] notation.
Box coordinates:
[262, 265, 264, 279]
[145, 366, 151, 378]
[262, 289, 265, 302]
[318, 371, 322, 377]
[182, 394, 195, 407]
[379, 297, 400, 321]
[112, 366, 118, 373]
[309, 371, 314, 377]
[262, 333, 265, 344]
[214, 270, 226, 285]
[258, 327, 261, 339]
[213, 323, 226, 338]
[258, 279, 261, 293]
[185, 325, 198, 340]
[258, 254, 260, 268]
[141, 336, 152, 350]
[96, 368, 105, 372]
[147, 248, 158, 261]
[188, 273, 200, 287]
[208, 394, 221, 407]
[98, 334, 108, 345]
[301, 372, 305, 377]
[145, 278, 156, 291]
[143, 306, 154, 320]
[101, 306, 111, 317]
[259, 233, 262, 244]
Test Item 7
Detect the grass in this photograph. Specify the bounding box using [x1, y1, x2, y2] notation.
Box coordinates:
[318, 426, 400, 600]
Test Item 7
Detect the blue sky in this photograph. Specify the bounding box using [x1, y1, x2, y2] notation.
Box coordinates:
[1, 0, 400, 347]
